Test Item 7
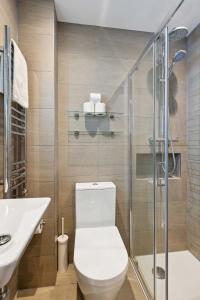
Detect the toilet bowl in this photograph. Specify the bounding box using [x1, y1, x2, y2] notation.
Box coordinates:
[74, 226, 128, 300]
[74, 182, 128, 300]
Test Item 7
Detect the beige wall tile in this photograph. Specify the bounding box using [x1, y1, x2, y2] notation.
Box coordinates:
[58, 53, 133, 87]
[18, 0, 55, 35]
[58, 23, 151, 61]
[58, 145, 99, 177]
[27, 180, 55, 218]
[18, 255, 57, 289]
[27, 109, 54, 146]
[168, 225, 187, 251]
[132, 230, 154, 256]
[23, 218, 56, 257]
[0, 0, 18, 45]
[28, 71, 55, 109]
[97, 144, 128, 166]
[19, 33, 54, 71]
[27, 146, 55, 181]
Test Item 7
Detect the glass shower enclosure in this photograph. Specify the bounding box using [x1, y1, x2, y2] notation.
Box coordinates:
[128, 1, 187, 298]
[125, 0, 200, 299]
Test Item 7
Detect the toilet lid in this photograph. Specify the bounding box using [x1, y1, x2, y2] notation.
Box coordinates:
[74, 226, 128, 283]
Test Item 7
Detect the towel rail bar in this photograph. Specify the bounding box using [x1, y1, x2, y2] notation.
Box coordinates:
[11, 172, 26, 181]
[11, 123, 25, 130]
[11, 130, 26, 136]
[12, 160, 26, 166]
[11, 115, 26, 123]
[11, 168, 26, 175]
[11, 106, 25, 117]
[11, 180, 26, 191]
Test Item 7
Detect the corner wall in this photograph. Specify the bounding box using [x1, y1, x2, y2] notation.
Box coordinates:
[187, 23, 200, 259]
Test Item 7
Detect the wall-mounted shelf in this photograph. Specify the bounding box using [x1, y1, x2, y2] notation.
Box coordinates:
[68, 111, 124, 119]
[67, 111, 125, 139]
[69, 130, 122, 137]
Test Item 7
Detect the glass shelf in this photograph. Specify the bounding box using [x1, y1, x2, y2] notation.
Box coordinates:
[67, 111, 125, 119]
[69, 130, 123, 136]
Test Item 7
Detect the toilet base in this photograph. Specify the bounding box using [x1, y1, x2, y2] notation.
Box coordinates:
[79, 281, 124, 300]
[77, 268, 127, 300]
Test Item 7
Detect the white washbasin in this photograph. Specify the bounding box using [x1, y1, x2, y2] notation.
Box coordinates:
[0, 197, 51, 288]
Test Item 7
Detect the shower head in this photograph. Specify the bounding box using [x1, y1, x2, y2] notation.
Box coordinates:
[173, 49, 187, 63]
[169, 49, 187, 76]
[169, 26, 188, 41]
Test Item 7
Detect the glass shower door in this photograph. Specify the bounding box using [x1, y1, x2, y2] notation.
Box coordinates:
[130, 43, 156, 299]
[130, 27, 169, 300]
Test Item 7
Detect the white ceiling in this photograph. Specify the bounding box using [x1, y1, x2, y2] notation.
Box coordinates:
[54, 0, 200, 34]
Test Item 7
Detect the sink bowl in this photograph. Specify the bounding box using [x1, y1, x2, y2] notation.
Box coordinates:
[0, 197, 51, 288]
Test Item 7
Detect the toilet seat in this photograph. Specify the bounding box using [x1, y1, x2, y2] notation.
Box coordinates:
[74, 226, 128, 286]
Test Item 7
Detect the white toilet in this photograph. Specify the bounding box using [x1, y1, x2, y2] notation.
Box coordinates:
[74, 182, 128, 300]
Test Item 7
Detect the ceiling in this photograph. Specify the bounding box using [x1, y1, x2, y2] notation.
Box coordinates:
[54, 0, 200, 34]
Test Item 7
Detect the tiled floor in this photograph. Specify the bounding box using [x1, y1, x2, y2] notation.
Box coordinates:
[15, 263, 145, 300]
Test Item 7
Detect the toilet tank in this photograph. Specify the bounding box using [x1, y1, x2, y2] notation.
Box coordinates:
[75, 182, 116, 228]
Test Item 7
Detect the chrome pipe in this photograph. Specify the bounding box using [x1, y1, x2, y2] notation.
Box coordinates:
[164, 26, 169, 300]
[153, 41, 156, 300]
[3, 26, 12, 198]
[127, 74, 133, 258]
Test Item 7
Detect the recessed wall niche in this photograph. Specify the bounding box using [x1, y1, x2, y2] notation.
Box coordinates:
[136, 152, 181, 178]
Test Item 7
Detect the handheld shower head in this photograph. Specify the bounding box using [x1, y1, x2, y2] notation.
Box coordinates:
[173, 50, 187, 63]
[169, 50, 187, 76]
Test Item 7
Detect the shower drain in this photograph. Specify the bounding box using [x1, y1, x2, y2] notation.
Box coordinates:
[152, 266, 165, 279]
[0, 234, 11, 246]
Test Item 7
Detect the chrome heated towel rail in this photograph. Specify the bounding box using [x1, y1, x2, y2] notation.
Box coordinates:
[1, 25, 27, 198]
